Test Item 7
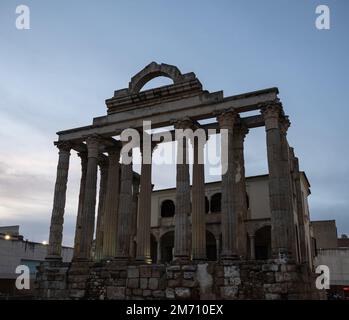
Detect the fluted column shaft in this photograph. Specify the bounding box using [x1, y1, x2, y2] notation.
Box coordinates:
[217, 111, 238, 260]
[94, 157, 109, 260]
[262, 103, 295, 260]
[191, 136, 206, 261]
[78, 136, 100, 260]
[232, 123, 249, 257]
[136, 142, 156, 263]
[102, 147, 121, 259]
[130, 177, 140, 259]
[47, 142, 71, 260]
[73, 152, 87, 259]
[115, 147, 133, 260]
[291, 149, 309, 264]
[249, 234, 255, 260]
[136, 163, 152, 262]
[173, 121, 191, 261]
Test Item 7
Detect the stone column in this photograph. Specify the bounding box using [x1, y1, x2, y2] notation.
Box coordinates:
[73, 152, 87, 260]
[217, 110, 238, 260]
[173, 120, 191, 262]
[191, 133, 207, 261]
[261, 103, 295, 260]
[102, 146, 121, 259]
[291, 148, 309, 264]
[249, 234, 255, 260]
[94, 156, 109, 261]
[136, 143, 156, 263]
[130, 175, 140, 259]
[216, 238, 220, 261]
[157, 240, 161, 263]
[46, 141, 72, 260]
[78, 135, 100, 260]
[115, 145, 133, 261]
[233, 123, 249, 258]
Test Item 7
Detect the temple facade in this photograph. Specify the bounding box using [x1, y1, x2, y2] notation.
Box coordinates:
[36, 63, 324, 300]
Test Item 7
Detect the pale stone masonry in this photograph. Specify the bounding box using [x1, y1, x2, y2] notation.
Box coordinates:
[37, 62, 323, 300]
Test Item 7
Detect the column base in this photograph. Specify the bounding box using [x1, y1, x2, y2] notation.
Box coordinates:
[172, 256, 191, 264]
[220, 254, 239, 262]
[45, 255, 63, 262]
[112, 256, 130, 265]
[192, 256, 207, 263]
[135, 256, 152, 264]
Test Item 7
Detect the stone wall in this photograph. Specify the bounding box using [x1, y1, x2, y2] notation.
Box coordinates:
[36, 260, 325, 300]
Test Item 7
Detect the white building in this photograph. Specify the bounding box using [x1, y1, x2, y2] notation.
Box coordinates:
[0, 226, 73, 297]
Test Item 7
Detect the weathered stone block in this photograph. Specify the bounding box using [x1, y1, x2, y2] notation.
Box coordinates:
[132, 288, 143, 296]
[182, 279, 196, 288]
[167, 265, 180, 271]
[127, 278, 139, 289]
[262, 264, 279, 272]
[175, 287, 191, 299]
[148, 278, 159, 290]
[224, 265, 240, 278]
[152, 290, 165, 298]
[183, 271, 194, 279]
[70, 289, 85, 299]
[166, 288, 175, 299]
[139, 266, 152, 278]
[143, 289, 152, 297]
[220, 286, 238, 299]
[168, 279, 181, 288]
[182, 265, 196, 271]
[127, 267, 139, 278]
[140, 278, 148, 289]
[106, 286, 126, 300]
[265, 293, 281, 300]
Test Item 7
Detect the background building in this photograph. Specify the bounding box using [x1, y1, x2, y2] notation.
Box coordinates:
[0, 226, 73, 298]
[311, 220, 349, 299]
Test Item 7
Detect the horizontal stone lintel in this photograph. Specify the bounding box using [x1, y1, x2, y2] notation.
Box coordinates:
[56, 88, 278, 142]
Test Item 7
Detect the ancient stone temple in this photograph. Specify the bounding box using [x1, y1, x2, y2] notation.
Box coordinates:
[36, 62, 324, 300]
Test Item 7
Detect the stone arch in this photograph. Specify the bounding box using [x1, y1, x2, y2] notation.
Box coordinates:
[128, 62, 184, 93]
[161, 199, 175, 218]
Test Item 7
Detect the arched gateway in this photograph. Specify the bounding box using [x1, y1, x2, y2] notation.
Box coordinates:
[37, 63, 324, 300]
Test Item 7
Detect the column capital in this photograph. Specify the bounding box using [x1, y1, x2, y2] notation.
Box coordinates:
[279, 115, 291, 135]
[85, 134, 101, 158]
[54, 141, 72, 153]
[216, 110, 238, 129]
[233, 122, 249, 139]
[260, 101, 283, 120]
[171, 117, 193, 130]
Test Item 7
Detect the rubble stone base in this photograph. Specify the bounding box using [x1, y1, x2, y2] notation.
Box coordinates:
[36, 260, 326, 300]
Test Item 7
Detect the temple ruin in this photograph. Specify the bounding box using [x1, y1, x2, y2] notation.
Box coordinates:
[36, 62, 324, 300]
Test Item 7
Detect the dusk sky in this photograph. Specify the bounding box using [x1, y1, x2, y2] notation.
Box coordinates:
[0, 0, 348, 246]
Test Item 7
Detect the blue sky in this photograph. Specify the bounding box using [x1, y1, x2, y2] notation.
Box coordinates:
[0, 0, 348, 245]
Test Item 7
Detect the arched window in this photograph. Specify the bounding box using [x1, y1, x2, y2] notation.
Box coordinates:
[210, 193, 221, 213]
[254, 226, 271, 260]
[161, 200, 175, 218]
